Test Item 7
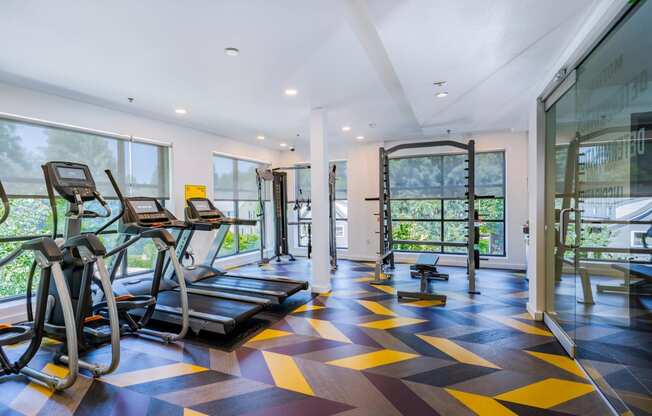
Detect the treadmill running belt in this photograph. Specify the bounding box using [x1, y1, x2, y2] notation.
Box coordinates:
[155, 291, 263, 324]
[208, 275, 305, 294]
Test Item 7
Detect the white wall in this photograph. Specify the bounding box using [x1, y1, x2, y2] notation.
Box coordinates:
[0, 81, 282, 266]
[280, 131, 530, 270]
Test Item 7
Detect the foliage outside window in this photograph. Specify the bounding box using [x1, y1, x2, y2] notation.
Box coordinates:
[389, 151, 506, 256]
[214, 155, 269, 257]
[294, 161, 348, 249]
[0, 117, 170, 300]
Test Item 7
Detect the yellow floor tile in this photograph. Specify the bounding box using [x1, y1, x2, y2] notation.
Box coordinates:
[417, 335, 500, 369]
[494, 378, 594, 409]
[525, 351, 587, 379]
[356, 300, 398, 316]
[305, 318, 353, 343]
[293, 304, 325, 313]
[446, 389, 517, 416]
[354, 276, 375, 282]
[357, 317, 426, 330]
[485, 315, 552, 337]
[401, 300, 444, 308]
[327, 349, 418, 370]
[101, 363, 207, 387]
[373, 285, 397, 295]
[249, 329, 293, 342]
[10, 363, 68, 416]
[511, 312, 535, 321]
[262, 351, 314, 395]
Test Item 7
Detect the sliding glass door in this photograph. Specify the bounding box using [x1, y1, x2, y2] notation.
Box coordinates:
[544, 1, 652, 413]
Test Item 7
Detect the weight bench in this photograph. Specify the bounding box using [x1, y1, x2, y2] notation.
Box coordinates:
[409, 254, 449, 281]
[398, 254, 447, 303]
[599, 264, 652, 296]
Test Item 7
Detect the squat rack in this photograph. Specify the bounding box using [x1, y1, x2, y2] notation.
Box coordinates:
[370, 140, 481, 294]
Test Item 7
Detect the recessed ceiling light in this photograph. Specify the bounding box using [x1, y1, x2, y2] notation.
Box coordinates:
[342, 126, 351, 132]
[285, 88, 298, 96]
[356, 136, 365, 140]
[433, 81, 447, 87]
[224, 47, 240, 56]
[280, 142, 288, 147]
[175, 108, 187, 115]
[256, 135, 265, 140]
[436, 91, 449, 98]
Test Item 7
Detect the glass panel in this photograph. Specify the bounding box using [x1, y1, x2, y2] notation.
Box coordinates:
[215, 200, 236, 256]
[389, 156, 442, 198]
[237, 160, 260, 201]
[298, 223, 310, 247]
[130, 142, 169, 198]
[443, 222, 467, 254]
[476, 199, 504, 221]
[335, 220, 348, 249]
[335, 200, 348, 220]
[333, 161, 348, 200]
[442, 154, 467, 198]
[476, 152, 505, 198]
[392, 221, 441, 243]
[478, 222, 504, 255]
[126, 239, 158, 274]
[392, 200, 441, 220]
[545, 3, 652, 413]
[214, 156, 235, 200]
[443, 199, 467, 220]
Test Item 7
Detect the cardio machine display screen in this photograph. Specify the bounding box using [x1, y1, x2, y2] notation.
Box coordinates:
[56, 167, 87, 181]
[191, 200, 211, 211]
[131, 200, 160, 214]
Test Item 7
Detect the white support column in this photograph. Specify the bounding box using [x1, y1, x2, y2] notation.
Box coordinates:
[309, 107, 331, 293]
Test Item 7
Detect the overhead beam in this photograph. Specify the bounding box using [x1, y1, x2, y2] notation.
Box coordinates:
[343, 0, 422, 134]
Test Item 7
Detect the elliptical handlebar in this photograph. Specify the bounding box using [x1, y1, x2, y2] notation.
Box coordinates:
[41, 165, 59, 240]
[95, 169, 124, 235]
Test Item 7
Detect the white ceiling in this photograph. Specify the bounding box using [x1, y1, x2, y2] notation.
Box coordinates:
[0, 0, 596, 147]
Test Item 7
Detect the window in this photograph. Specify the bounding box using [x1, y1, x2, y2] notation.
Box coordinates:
[294, 161, 348, 249]
[0, 116, 171, 300]
[213, 155, 269, 257]
[389, 151, 506, 256]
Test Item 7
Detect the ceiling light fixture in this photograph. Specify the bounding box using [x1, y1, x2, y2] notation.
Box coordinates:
[356, 136, 365, 140]
[280, 142, 288, 147]
[175, 108, 187, 115]
[224, 47, 240, 56]
[436, 91, 449, 98]
[256, 135, 265, 140]
[285, 88, 298, 96]
[433, 81, 447, 87]
[342, 125, 351, 132]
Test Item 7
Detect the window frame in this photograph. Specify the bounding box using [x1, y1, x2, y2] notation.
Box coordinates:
[0, 114, 172, 302]
[212, 153, 270, 258]
[390, 150, 507, 257]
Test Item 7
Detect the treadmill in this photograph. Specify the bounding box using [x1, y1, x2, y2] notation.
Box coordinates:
[165, 197, 309, 304]
[109, 193, 271, 335]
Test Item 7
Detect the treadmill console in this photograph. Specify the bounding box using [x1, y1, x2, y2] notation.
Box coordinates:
[124, 197, 177, 228]
[186, 198, 225, 222]
[44, 161, 97, 202]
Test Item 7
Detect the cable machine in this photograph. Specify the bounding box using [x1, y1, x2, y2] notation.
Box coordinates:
[369, 140, 482, 296]
[256, 165, 338, 269]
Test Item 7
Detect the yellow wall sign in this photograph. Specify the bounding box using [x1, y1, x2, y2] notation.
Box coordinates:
[184, 184, 207, 202]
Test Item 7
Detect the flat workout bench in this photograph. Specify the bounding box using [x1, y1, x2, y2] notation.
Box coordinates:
[409, 254, 449, 281]
[399, 253, 447, 303]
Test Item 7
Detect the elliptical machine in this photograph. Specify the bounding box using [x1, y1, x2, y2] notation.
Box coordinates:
[0, 178, 79, 390]
[28, 161, 123, 377]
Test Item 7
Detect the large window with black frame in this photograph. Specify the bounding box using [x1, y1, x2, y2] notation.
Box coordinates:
[0, 116, 171, 301]
[294, 161, 348, 249]
[389, 151, 505, 256]
[214, 155, 270, 257]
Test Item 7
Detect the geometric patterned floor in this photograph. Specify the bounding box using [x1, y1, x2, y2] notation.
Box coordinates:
[0, 260, 614, 415]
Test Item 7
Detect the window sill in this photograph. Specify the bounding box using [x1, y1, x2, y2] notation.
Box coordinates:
[0, 297, 30, 324]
